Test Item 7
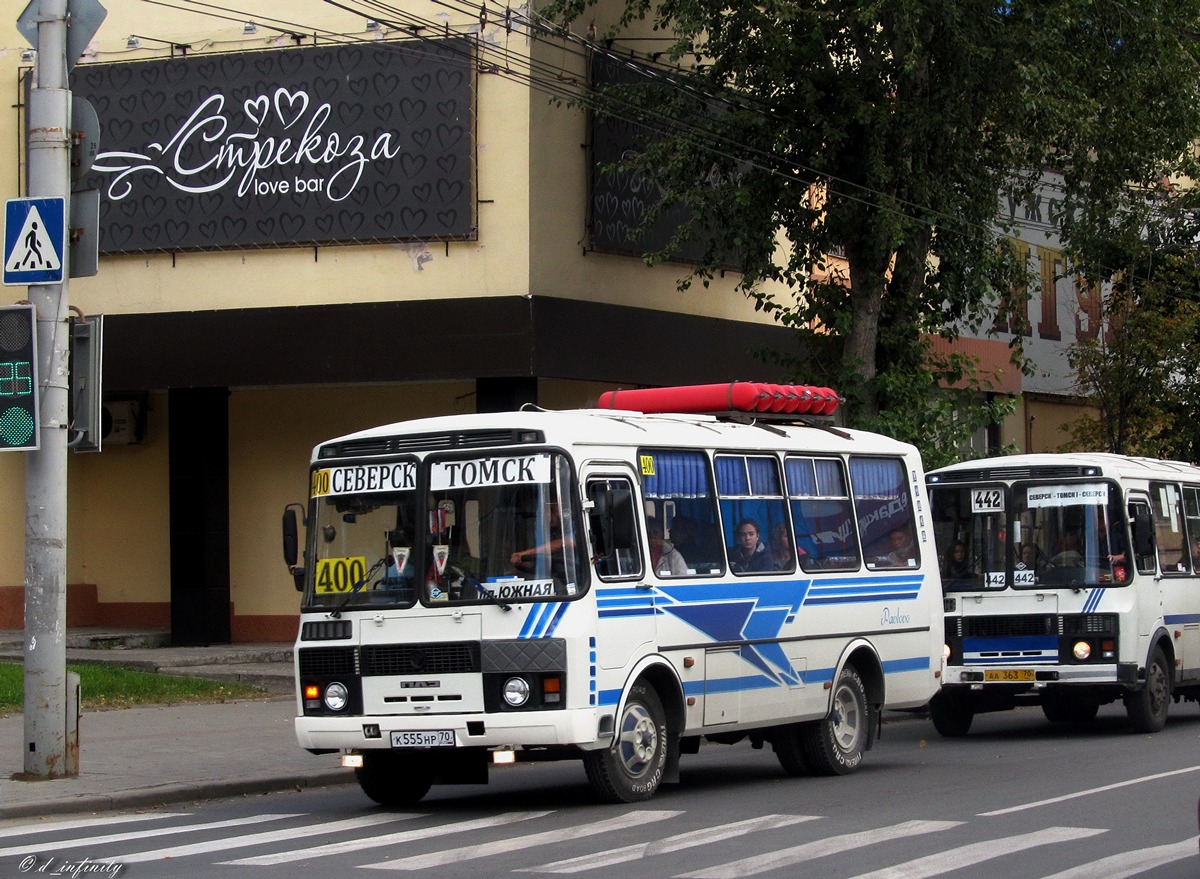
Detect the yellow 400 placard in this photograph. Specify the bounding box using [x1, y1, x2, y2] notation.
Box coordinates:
[314, 557, 367, 593]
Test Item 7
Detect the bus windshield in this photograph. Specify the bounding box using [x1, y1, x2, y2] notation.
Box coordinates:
[1013, 481, 1129, 588]
[305, 451, 584, 610]
[929, 479, 1129, 592]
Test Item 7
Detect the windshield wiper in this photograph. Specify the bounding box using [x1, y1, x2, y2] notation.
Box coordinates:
[328, 556, 389, 618]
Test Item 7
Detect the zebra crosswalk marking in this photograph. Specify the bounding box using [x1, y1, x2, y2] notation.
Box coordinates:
[112, 813, 413, 864]
[360, 810, 685, 871]
[0, 812, 191, 837]
[1035, 837, 1200, 879]
[840, 826, 1108, 879]
[677, 820, 963, 879]
[222, 812, 555, 866]
[518, 814, 821, 873]
[0, 812, 301, 858]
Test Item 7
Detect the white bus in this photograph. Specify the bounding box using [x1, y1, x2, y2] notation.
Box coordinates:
[282, 383, 943, 804]
[927, 452, 1200, 736]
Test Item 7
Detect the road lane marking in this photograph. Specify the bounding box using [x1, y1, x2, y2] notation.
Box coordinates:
[223, 812, 553, 866]
[978, 765, 1200, 817]
[360, 810, 684, 871]
[0, 813, 300, 858]
[113, 812, 413, 863]
[1036, 837, 1200, 879]
[0, 812, 190, 836]
[839, 826, 1107, 879]
[676, 820, 962, 879]
[518, 814, 820, 873]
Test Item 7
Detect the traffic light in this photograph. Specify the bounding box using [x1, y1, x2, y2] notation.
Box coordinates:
[0, 303, 39, 451]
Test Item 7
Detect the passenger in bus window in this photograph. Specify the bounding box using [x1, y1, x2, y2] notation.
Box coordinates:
[729, 518, 773, 573]
[510, 502, 573, 575]
[881, 525, 916, 567]
[769, 522, 798, 571]
[648, 519, 688, 577]
[670, 516, 721, 570]
[945, 541, 972, 578]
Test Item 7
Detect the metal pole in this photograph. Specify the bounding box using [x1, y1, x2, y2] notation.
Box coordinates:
[22, 0, 72, 779]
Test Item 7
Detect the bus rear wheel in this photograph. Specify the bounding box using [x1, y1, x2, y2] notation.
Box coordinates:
[355, 750, 434, 806]
[1124, 646, 1171, 733]
[584, 682, 668, 803]
[800, 664, 869, 775]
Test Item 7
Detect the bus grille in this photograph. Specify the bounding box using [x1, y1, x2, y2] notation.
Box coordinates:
[320, 429, 544, 459]
[1062, 614, 1118, 635]
[298, 646, 357, 676]
[957, 614, 1057, 637]
[929, 465, 1087, 483]
[360, 642, 481, 676]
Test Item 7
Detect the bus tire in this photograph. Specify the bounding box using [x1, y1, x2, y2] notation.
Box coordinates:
[772, 723, 815, 776]
[355, 751, 434, 806]
[1041, 693, 1099, 724]
[584, 682, 668, 803]
[929, 691, 974, 737]
[1124, 646, 1171, 733]
[800, 664, 869, 775]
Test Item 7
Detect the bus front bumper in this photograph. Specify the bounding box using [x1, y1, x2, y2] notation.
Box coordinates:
[295, 707, 608, 752]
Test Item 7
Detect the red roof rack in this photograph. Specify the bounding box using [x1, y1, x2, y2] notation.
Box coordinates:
[597, 382, 840, 416]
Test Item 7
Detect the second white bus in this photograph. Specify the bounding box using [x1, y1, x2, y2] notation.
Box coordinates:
[927, 452, 1200, 735]
[283, 383, 943, 803]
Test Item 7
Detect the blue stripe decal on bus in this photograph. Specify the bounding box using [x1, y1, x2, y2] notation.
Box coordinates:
[882, 656, 932, 674]
[519, 602, 553, 639]
[1083, 588, 1105, 614]
[1164, 612, 1200, 624]
[804, 592, 920, 605]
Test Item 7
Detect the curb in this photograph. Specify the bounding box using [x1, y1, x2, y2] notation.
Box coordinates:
[0, 769, 355, 820]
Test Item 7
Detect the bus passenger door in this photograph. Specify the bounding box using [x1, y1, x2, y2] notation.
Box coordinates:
[584, 469, 656, 673]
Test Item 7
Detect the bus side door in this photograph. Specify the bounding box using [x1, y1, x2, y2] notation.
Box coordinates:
[583, 468, 656, 675]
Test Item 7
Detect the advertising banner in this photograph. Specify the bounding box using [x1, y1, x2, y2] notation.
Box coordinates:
[72, 38, 475, 252]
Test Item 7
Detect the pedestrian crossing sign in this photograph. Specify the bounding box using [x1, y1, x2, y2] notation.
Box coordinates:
[4, 197, 65, 286]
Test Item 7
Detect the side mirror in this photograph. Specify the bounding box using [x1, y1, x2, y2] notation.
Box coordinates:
[1132, 510, 1154, 557]
[282, 504, 306, 592]
[608, 487, 637, 550]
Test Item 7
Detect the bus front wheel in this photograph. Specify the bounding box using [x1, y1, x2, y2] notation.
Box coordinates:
[1124, 646, 1171, 733]
[929, 690, 974, 737]
[800, 664, 870, 775]
[355, 750, 434, 806]
[584, 682, 668, 803]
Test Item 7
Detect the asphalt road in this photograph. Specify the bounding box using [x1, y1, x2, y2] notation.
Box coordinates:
[1, 702, 1196, 879]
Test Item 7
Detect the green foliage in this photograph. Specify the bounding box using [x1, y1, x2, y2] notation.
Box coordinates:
[1064, 249, 1200, 457]
[0, 662, 266, 712]
[544, 0, 1200, 433]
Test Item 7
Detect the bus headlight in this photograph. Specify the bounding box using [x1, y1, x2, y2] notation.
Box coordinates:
[943, 643, 952, 662]
[502, 677, 530, 707]
[1072, 641, 1092, 661]
[324, 681, 349, 711]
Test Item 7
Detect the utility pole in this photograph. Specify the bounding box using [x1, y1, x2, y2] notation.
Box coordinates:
[21, 0, 72, 779]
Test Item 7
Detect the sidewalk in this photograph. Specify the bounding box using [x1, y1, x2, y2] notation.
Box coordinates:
[0, 629, 354, 819]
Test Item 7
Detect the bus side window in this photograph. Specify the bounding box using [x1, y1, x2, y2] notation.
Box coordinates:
[785, 456, 859, 572]
[850, 456, 919, 570]
[638, 449, 724, 576]
[587, 478, 642, 580]
[716, 454, 790, 575]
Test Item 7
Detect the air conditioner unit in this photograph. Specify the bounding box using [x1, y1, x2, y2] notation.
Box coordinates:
[102, 399, 144, 445]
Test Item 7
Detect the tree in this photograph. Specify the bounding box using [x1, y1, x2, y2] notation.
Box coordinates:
[543, 0, 1200, 437]
[1065, 232, 1200, 458]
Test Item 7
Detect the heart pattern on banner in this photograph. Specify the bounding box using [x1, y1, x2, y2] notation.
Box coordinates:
[74, 38, 474, 253]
